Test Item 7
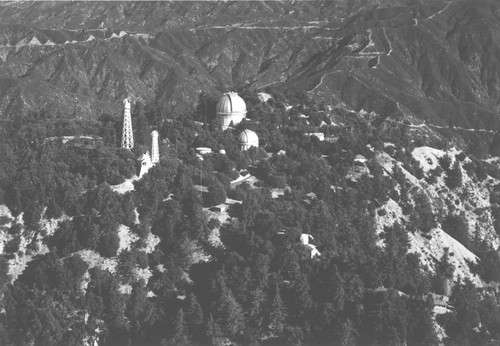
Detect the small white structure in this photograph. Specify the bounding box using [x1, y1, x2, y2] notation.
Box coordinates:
[300, 234, 321, 259]
[210, 204, 228, 213]
[354, 155, 367, 164]
[216, 92, 247, 130]
[257, 92, 272, 102]
[138, 151, 153, 178]
[300, 233, 314, 245]
[151, 130, 159, 164]
[194, 185, 209, 193]
[196, 147, 212, 155]
[238, 129, 259, 151]
[137, 130, 161, 179]
[304, 132, 325, 141]
[308, 244, 321, 259]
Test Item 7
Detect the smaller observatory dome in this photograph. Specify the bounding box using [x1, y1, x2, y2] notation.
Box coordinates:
[238, 129, 258, 151]
[217, 92, 247, 130]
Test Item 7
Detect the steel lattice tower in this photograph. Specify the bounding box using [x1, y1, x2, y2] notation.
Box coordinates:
[151, 130, 159, 164]
[121, 98, 134, 150]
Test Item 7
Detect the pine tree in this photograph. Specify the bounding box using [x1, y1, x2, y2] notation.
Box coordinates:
[442, 213, 470, 249]
[381, 223, 409, 289]
[405, 253, 431, 295]
[165, 309, 190, 346]
[445, 161, 463, 189]
[446, 279, 481, 344]
[0, 257, 10, 291]
[434, 249, 454, 295]
[121, 193, 136, 227]
[439, 154, 452, 171]
[413, 191, 436, 233]
[205, 317, 224, 346]
[185, 293, 204, 339]
[360, 291, 408, 345]
[207, 178, 227, 206]
[241, 190, 260, 227]
[249, 285, 266, 331]
[338, 319, 357, 346]
[407, 299, 439, 346]
[217, 290, 245, 338]
[127, 280, 148, 322]
[267, 280, 287, 338]
[210, 271, 245, 339]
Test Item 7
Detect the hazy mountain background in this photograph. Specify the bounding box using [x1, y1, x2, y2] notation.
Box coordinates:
[0, 0, 499, 133]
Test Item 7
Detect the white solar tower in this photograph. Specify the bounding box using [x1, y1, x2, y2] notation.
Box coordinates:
[151, 130, 159, 164]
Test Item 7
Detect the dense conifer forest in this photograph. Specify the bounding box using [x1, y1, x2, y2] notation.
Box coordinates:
[0, 89, 499, 345]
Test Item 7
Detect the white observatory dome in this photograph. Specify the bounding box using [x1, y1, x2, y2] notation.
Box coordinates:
[216, 92, 247, 130]
[238, 129, 258, 151]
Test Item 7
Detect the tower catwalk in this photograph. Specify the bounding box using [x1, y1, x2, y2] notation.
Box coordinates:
[121, 98, 134, 150]
[151, 130, 159, 163]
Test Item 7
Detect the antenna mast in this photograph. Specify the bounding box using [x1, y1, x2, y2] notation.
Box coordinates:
[121, 98, 134, 150]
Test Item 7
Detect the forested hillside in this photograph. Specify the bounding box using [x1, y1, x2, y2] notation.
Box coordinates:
[0, 89, 499, 345]
[0, 0, 500, 345]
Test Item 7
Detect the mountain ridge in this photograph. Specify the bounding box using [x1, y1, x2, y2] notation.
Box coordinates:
[8, 0, 499, 130]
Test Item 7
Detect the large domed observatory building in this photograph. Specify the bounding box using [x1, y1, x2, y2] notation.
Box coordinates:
[238, 129, 259, 151]
[216, 92, 247, 130]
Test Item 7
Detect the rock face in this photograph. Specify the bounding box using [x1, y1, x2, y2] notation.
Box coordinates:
[0, 0, 499, 132]
[373, 147, 500, 287]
